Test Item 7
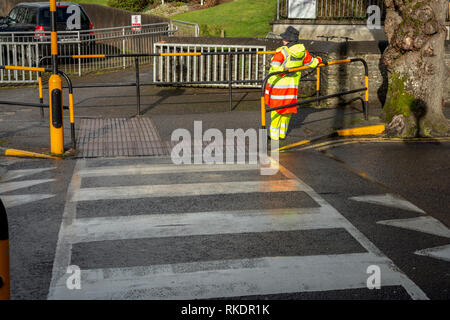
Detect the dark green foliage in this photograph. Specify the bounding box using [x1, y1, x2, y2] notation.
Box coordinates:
[107, 0, 152, 12]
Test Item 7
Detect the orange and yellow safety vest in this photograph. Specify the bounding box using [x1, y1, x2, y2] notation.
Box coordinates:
[265, 43, 321, 114]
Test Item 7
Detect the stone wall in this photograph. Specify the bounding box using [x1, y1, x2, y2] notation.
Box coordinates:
[318, 41, 450, 107]
[272, 19, 450, 42]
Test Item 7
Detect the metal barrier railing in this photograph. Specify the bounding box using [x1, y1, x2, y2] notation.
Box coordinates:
[260, 58, 369, 129]
[39, 51, 318, 114]
[170, 20, 200, 37]
[0, 65, 76, 149]
[0, 23, 175, 84]
[153, 43, 269, 88]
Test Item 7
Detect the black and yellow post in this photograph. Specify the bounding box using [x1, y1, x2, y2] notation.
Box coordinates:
[0, 199, 10, 300]
[364, 75, 369, 120]
[316, 67, 320, 107]
[38, 72, 44, 119]
[49, 0, 64, 155]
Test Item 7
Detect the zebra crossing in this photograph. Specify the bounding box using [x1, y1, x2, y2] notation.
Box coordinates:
[0, 166, 56, 209]
[47, 157, 428, 300]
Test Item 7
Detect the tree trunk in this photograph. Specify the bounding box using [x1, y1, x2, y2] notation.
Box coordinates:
[382, 0, 450, 137]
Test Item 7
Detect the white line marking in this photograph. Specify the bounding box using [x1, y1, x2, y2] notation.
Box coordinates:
[349, 194, 425, 214]
[47, 160, 85, 300]
[48, 253, 416, 300]
[415, 244, 450, 262]
[71, 180, 304, 202]
[68, 207, 343, 243]
[78, 163, 260, 178]
[2, 194, 55, 208]
[0, 179, 54, 193]
[0, 167, 56, 182]
[377, 216, 450, 238]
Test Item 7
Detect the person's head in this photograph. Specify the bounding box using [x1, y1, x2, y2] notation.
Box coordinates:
[280, 26, 299, 44]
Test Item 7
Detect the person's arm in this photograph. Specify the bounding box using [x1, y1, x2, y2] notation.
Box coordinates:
[268, 51, 286, 74]
[302, 50, 322, 69]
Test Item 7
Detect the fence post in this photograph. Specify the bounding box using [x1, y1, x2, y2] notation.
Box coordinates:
[228, 53, 233, 111]
[122, 28, 126, 69]
[77, 31, 81, 77]
[277, 0, 280, 20]
[135, 57, 141, 116]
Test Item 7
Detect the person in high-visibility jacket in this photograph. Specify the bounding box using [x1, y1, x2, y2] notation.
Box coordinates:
[265, 26, 322, 140]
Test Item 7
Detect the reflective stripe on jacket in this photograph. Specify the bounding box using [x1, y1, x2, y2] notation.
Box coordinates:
[265, 43, 320, 114]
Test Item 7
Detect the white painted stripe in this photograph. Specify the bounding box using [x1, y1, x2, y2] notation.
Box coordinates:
[48, 253, 414, 300]
[415, 244, 450, 262]
[349, 194, 426, 214]
[0, 179, 54, 193]
[377, 216, 450, 238]
[266, 84, 298, 89]
[71, 180, 303, 202]
[267, 95, 297, 100]
[47, 160, 86, 300]
[68, 207, 341, 243]
[2, 194, 55, 208]
[78, 163, 259, 178]
[0, 167, 56, 182]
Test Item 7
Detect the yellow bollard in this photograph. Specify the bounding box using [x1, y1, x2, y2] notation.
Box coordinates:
[48, 0, 64, 155]
[0, 199, 10, 300]
[49, 74, 64, 155]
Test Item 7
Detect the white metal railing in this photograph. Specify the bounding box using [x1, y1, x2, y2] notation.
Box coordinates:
[153, 43, 269, 88]
[277, 0, 386, 20]
[0, 22, 176, 84]
[170, 20, 200, 37]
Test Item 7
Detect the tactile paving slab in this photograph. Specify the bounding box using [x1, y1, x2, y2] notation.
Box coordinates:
[75, 118, 169, 158]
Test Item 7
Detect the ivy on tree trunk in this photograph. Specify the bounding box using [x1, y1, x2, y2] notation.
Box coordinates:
[382, 0, 450, 137]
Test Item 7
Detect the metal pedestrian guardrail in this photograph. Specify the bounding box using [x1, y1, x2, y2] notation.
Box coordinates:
[39, 50, 318, 115]
[0, 22, 175, 84]
[153, 43, 269, 88]
[260, 58, 369, 129]
[170, 20, 200, 37]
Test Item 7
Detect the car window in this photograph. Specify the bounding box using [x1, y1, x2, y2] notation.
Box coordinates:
[25, 8, 37, 24]
[80, 9, 89, 25]
[39, 6, 89, 27]
[8, 7, 19, 23]
[8, 7, 18, 19]
[15, 7, 26, 24]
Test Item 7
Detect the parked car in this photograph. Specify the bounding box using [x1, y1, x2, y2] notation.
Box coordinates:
[0, 2, 95, 65]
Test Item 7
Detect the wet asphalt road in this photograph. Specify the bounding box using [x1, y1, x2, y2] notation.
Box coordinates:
[0, 139, 449, 300]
